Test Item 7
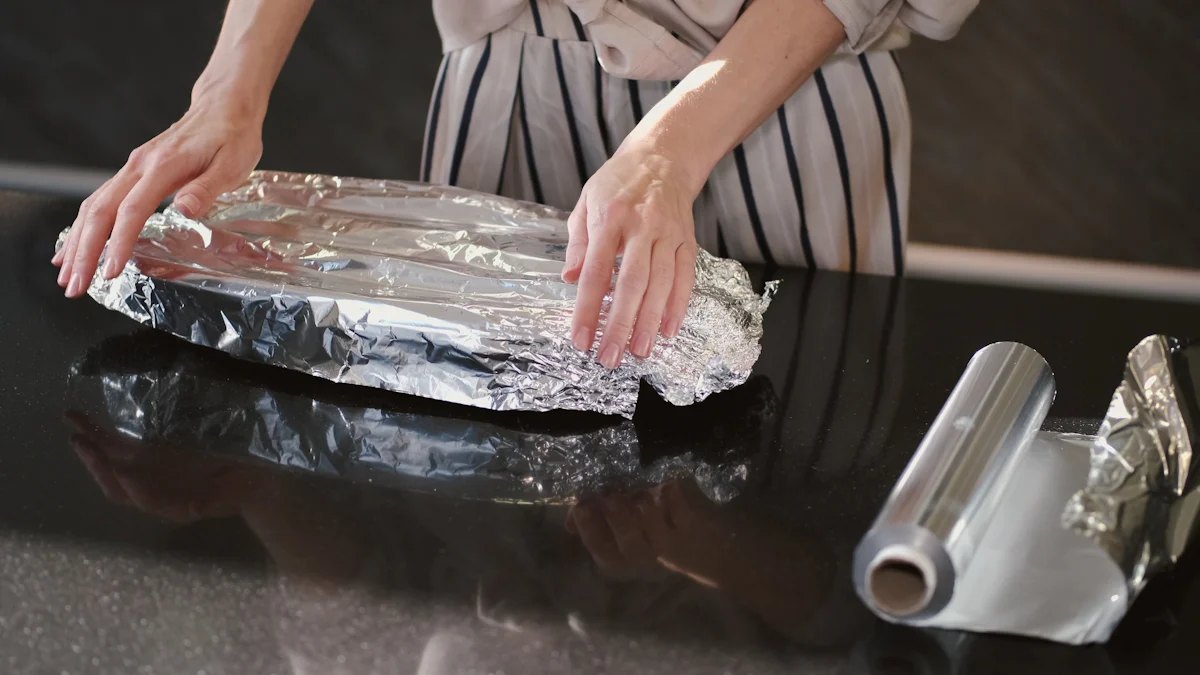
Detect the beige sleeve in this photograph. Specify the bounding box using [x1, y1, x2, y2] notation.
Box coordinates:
[822, 0, 980, 52]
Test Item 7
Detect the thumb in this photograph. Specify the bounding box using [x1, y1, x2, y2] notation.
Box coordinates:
[562, 200, 589, 282]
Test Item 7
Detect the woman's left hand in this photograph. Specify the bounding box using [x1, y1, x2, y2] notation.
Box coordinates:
[562, 139, 701, 368]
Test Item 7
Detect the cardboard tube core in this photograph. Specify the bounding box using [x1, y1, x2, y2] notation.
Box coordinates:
[868, 554, 934, 617]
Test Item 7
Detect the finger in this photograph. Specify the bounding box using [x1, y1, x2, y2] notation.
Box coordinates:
[628, 240, 676, 358]
[659, 480, 698, 530]
[101, 159, 194, 279]
[64, 168, 142, 297]
[173, 152, 242, 219]
[602, 497, 654, 565]
[634, 490, 673, 543]
[570, 215, 620, 353]
[565, 504, 580, 534]
[596, 238, 651, 369]
[54, 175, 114, 267]
[112, 470, 192, 522]
[71, 435, 131, 505]
[62, 409, 93, 434]
[662, 242, 697, 338]
[56, 194, 96, 279]
[56, 211, 87, 283]
[51, 200, 88, 266]
[562, 198, 589, 283]
[59, 170, 132, 282]
[572, 502, 624, 570]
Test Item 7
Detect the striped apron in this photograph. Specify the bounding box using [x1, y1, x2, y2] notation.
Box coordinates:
[421, 0, 911, 275]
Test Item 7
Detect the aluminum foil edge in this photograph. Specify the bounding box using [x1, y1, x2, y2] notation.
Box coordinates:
[56, 171, 776, 417]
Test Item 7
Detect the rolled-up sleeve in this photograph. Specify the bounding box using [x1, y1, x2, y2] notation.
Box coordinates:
[822, 0, 979, 52]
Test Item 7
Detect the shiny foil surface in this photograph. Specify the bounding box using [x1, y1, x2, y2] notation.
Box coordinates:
[58, 171, 776, 417]
[855, 337, 1200, 644]
[1063, 335, 1200, 597]
[67, 333, 774, 505]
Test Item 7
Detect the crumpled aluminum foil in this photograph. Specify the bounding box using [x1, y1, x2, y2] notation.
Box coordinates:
[1063, 334, 1200, 597]
[57, 171, 776, 418]
[67, 333, 774, 504]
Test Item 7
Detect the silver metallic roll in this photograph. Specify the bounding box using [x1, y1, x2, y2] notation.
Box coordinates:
[855, 336, 1200, 644]
[55, 171, 776, 418]
[853, 342, 1055, 620]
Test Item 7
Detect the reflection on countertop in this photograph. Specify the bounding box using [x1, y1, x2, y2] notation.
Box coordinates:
[7, 192, 1200, 674]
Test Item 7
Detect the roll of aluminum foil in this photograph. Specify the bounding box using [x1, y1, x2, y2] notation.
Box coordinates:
[66, 333, 774, 504]
[853, 343, 1056, 620]
[56, 171, 776, 418]
[854, 337, 1200, 644]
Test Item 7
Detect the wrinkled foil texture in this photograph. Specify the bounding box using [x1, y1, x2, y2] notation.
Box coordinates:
[68, 334, 772, 504]
[1063, 335, 1200, 598]
[57, 171, 776, 418]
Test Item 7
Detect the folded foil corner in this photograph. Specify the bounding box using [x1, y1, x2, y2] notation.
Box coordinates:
[57, 171, 775, 417]
[1062, 334, 1200, 596]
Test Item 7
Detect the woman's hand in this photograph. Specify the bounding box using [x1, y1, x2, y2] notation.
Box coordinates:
[52, 95, 264, 297]
[562, 0, 846, 366]
[51, 0, 317, 298]
[562, 140, 701, 368]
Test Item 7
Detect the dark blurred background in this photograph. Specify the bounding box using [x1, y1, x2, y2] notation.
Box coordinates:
[2, 1, 1197, 267]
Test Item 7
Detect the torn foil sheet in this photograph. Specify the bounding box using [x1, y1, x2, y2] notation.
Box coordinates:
[56, 171, 776, 418]
[1063, 335, 1200, 598]
[854, 337, 1200, 644]
[67, 333, 775, 504]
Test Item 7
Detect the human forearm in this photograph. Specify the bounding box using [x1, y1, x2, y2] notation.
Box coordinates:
[625, 0, 846, 194]
[190, 0, 316, 121]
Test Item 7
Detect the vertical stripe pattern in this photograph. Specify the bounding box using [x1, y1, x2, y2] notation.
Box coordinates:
[422, 8, 910, 275]
[553, 40, 590, 185]
[421, 58, 450, 182]
[814, 68, 858, 274]
[447, 34, 494, 187]
[777, 108, 816, 269]
[859, 53, 903, 275]
[733, 145, 776, 267]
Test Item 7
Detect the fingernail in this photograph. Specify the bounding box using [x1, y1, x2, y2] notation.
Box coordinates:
[664, 318, 681, 338]
[66, 275, 82, 297]
[57, 265, 70, 287]
[600, 344, 621, 369]
[51, 249, 63, 265]
[573, 326, 592, 352]
[175, 195, 199, 218]
[102, 259, 118, 279]
[632, 332, 653, 358]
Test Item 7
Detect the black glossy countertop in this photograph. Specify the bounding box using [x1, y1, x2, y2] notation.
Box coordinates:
[4, 189, 1200, 675]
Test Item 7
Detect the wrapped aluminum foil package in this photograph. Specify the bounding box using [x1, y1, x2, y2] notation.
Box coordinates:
[853, 337, 1200, 644]
[57, 171, 776, 418]
[67, 333, 775, 505]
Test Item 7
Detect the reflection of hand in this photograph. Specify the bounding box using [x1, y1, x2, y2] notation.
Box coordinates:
[65, 410, 262, 523]
[566, 480, 731, 585]
[566, 493, 661, 578]
[567, 480, 839, 642]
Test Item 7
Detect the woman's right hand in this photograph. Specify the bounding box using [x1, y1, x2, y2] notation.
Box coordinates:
[52, 94, 265, 297]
